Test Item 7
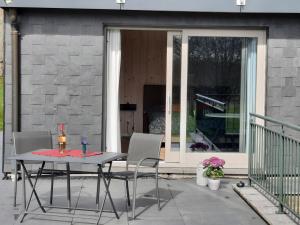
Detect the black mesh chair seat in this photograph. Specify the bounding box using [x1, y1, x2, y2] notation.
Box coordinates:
[108, 171, 156, 180]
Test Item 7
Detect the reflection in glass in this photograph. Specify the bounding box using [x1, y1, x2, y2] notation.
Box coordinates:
[171, 35, 181, 150]
[186, 37, 256, 153]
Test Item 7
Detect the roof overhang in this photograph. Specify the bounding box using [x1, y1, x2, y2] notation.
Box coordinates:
[0, 0, 300, 14]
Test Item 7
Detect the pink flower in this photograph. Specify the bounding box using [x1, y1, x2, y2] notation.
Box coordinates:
[210, 159, 220, 167]
[202, 156, 225, 168]
[220, 159, 225, 166]
[209, 156, 219, 161]
[202, 159, 210, 167]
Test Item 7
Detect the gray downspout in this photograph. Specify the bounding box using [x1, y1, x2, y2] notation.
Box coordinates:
[1, 9, 20, 176]
[9, 9, 20, 133]
[2, 9, 20, 177]
[8, 9, 19, 176]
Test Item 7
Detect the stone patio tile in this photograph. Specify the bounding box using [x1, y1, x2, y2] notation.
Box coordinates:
[183, 211, 262, 225]
[172, 179, 267, 225]
[257, 205, 283, 215]
[242, 194, 269, 201]
[129, 219, 185, 225]
[1, 177, 268, 225]
[233, 184, 298, 225]
[134, 205, 181, 219]
[16, 216, 72, 225]
[72, 214, 128, 225]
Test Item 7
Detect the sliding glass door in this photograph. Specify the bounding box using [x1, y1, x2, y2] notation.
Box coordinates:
[185, 36, 252, 153]
[165, 29, 266, 168]
[181, 29, 266, 167]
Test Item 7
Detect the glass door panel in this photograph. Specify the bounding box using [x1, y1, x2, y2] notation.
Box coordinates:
[171, 35, 181, 149]
[186, 37, 243, 153]
[179, 29, 265, 168]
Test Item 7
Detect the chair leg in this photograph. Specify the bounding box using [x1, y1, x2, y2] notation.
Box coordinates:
[156, 166, 160, 210]
[126, 179, 130, 206]
[49, 162, 54, 205]
[21, 166, 27, 210]
[132, 177, 138, 219]
[13, 161, 18, 207]
[96, 166, 101, 209]
[124, 180, 129, 221]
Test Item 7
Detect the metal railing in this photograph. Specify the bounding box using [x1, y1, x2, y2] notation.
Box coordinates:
[249, 113, 300, 220]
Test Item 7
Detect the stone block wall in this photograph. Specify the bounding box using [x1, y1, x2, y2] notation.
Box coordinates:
[20, 13, 104, 148]
[4, 11, 104, 168]
[267, 24, 300, 137]
[267, 39, 300, 124]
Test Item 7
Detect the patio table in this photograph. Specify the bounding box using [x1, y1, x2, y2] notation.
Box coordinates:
[9, 150, 127, 224]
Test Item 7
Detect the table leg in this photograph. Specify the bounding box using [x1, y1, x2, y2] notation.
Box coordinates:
[97, 163, 118, 225]
[49, 162, 54, 205]
[20, 161, 46, 223]
[66, 163, 71, 209]
[13, 160, 18, 207]
[21, 166, 27, 210]
[98, 163, 112, 215]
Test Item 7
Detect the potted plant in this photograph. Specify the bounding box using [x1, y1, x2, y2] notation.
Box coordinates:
[203, 156, 225, 190]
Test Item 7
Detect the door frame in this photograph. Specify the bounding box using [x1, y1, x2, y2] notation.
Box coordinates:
[165, 31, 182, 162]
[104, 27, 266, 169]
[178, 29, 266, 167]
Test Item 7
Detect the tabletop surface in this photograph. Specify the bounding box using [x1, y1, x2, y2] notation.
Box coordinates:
[8, 150, 127, 165]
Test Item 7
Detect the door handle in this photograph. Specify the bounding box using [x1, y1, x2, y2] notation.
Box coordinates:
[168, 95, 171, 115]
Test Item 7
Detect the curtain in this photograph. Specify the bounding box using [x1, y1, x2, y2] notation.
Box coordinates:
[240, 38, 257, 153]
[106, 29, 121, 153]
[245, 38, 257, 153]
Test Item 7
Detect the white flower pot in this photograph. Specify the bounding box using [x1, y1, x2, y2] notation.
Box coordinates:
[196, 164, 208, 186]
[208, 178, 221, 190]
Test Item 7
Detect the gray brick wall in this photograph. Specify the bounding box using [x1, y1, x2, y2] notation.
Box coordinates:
[3, 12, 104, 169]
[268, 38, 300, 126]
[20, 13, 103, 150]
[3, 10, 300, 171]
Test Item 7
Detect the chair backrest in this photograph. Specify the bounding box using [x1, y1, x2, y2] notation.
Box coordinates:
[13, 131, 53, 154]
[127, 133, 163, 166]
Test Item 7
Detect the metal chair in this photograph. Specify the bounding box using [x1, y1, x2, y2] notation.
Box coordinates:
[12, 131, 56, 208]
[107, 133, 163, 219]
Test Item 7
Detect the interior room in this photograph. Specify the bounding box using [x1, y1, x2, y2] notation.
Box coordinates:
[119, 30, 167, 155]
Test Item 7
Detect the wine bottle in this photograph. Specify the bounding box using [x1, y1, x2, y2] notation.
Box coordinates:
[57, 123, 67, 154]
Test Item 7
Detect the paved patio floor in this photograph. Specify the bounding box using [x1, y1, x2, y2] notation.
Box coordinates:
[0, 175, 266, 225]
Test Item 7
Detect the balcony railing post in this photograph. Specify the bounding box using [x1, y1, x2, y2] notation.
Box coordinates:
[277, 124, 284, 214]
[248, 117, 254, 187]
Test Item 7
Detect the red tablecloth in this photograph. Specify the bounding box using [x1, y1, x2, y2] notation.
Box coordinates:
[32, 149, 102, 158]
